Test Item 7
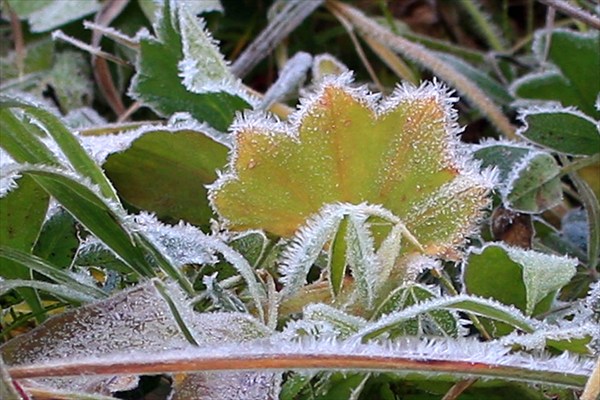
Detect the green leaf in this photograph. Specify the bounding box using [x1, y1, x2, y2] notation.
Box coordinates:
[211, 78, 493, 259]
[129, 0, 250, 131]
[518, 108, 600, 155]
[0, 175, 49, 320]
[474, 142, 562, 213]
[464, 243, 577, 316]
[0, 108, 58, 165]
[303, 303, 367, 338]
[20, 167, 154, 278]
[374, 284, 459, 337]
[227, 230, 268, 268]
[33, 209, 79, 268]
[512, 29, 600, 118]
[0, 95, 119, 201]
[103, 126, 228, 228]
[328, 215, 349, 297]
[506, 152, 562, 213]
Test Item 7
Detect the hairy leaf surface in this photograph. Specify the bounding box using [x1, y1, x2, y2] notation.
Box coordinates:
[210, 76, 493, 259]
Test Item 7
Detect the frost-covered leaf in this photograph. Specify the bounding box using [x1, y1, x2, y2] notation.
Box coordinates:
[260, 52, 312, 110]
[357, 293, 537, 340]
[303, 303, 367, 338]
[6, 0, 101, 33]
[0, 175, 49, 318]
[511, 29, 600, 118]
[517, 108, 600, 156]
[464, 243, 577, 316]
[373, 284, 459, 337]
[8, 336, 593, 389]
[137, 0, 223, 24]
[18, 167, 155, 278]
[211, 75, 493, 260]
[0, 280, 277, 399]
[500, 322, 596, 355]
[227, 230, 269, 268]
[0, 246, 107, 302]
[102, 121, 229, 227]
[129, 0, 251, 131]
[279, 203, 413, 305]
[127, 213, 265, 319]
[0, 281, 189, 394]
[312, 54, 349, 83]
[0, 94, 119, 201]
[474, 140, 562, 213]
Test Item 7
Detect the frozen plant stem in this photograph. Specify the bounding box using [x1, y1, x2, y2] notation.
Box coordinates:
[537, 0, 600, 29]
[7, 351, 589, 388]
[326, 0, 517, 139]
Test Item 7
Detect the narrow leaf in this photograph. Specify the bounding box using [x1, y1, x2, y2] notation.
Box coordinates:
[0, 95, 118, 201]
[329, 216, 349, 297]
[358, 294, 537, 340]
[0, 246, 107, 300]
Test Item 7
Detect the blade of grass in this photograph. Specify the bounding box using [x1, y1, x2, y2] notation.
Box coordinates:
[0, 246, 108, 300]
[0, 108, 58, 165]
[0, 279, 96, 303]
[0, 95, 119, 202]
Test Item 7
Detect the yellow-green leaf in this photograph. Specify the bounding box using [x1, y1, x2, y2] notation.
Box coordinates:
[210, 76, 493, 259]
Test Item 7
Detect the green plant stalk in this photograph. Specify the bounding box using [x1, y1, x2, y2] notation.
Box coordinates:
[327, 0, 516, 139]
[7, 351, 588, 388]
[456, 0, 505, 51]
